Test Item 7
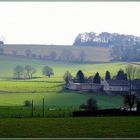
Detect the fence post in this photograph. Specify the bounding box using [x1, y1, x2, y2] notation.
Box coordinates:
[43, 98, 45, 117]
[31, 99, 34, 117]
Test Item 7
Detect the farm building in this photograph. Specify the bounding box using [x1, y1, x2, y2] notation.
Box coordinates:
[103, 80, 129, 94]
[66, 82, 102, 92]
[66, 79, 140, 94]
[131, 79, 140, 92]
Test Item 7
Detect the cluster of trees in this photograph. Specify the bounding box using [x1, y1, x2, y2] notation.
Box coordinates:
[24, 49, 87, 63]
[0, 46, 86, 63]
[64, 65, 140, 84]
[64, 70, 101, 84]
[102, 65, 140, 81]
[111, 44, 140, 61]
[73, 32, 140, 47]
[73, 32, 140, 61]
[14, 65, 36, 79]
[14, 65, 54, 79]
[79, 96, 140, 112]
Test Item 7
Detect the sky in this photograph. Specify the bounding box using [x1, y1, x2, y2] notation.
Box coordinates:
[0, 2, 140, 45]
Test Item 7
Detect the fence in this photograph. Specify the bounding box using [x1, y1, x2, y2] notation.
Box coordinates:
[0, 99, 79, 118]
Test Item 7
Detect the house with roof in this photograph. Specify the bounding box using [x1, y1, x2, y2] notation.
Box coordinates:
[131, 79, 140, 92]
[104, 79, 140, 95]
[65, 82, 102, 92]
[65, 79, 140, 94]
[103, 80, 129, 94]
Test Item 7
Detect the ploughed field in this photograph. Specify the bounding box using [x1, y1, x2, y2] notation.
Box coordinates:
[4, 44, 112, 62]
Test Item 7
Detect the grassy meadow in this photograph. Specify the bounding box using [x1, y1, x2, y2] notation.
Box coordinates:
[0, 55, 126, 109]
[0, 117, 139, 138]
[0, 55, 126, 79]
[0, 53, 139, 138]
[0, 54, 127, 117]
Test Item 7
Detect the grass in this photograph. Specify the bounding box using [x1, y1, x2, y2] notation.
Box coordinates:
[0, 55, 126, 79]
[0, 117, 139, 138]
[0, 52, 139, 138]
[0, 80, 63, 93]
[0, 55, 127, 110]
[0, 92, 123, 108]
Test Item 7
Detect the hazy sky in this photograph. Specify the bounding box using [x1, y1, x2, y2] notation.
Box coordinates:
[0, 2, 140, 45]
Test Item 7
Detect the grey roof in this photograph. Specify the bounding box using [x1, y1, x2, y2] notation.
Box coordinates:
[132, 79, 140, 86]
[107, 80, 129, 86]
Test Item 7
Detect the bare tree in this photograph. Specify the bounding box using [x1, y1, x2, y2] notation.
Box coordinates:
[124, 64, 140, 111]
[125, 65, 135, 80]
[63, 71, 72, 85]
[124, 94, 136, 112]
[24, 65, 36, 79]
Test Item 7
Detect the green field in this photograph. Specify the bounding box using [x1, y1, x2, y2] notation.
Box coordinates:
[0, 55, 126, 79]
[0, 53, 139, 138]
[0, 54, 127, 117]
[0, 79, 123, 118]
[0, 55, 126, 109]
[0, 117, 139, 138]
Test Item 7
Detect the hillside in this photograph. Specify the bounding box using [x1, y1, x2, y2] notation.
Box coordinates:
[0, 55, 126, 79]
[2, 44, 112, 62]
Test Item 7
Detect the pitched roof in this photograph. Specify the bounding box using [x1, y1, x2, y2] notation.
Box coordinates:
[107, 80, 129, 86]
[132, 79, 140, 86]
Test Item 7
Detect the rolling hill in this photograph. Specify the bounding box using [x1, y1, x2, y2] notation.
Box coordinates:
[3, 44, 112, 62]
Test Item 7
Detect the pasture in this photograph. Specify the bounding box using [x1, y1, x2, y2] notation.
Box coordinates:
[0, 80, 123, 118]
[0, 55, 126, 79]
[0, 117, 139, 138]
[0, 53, 139, 138]
[0, 55, 126, 117]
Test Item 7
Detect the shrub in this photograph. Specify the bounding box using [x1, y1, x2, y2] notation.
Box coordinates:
[24, 100, 31, 107]
[80, 98, 98, 111]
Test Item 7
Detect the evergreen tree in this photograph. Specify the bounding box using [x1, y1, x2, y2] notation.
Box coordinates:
[105, 70, 111, 80]
[76, 70, 85, 83]
[116, 69, 127, 80]
[94, 72, 101, 84]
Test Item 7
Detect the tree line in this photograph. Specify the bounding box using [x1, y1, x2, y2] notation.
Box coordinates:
[24, 49, 86, 62]
[73, 32, 140, 47]
[0, 47, 87, 63]
[111, 43, 140, 61]
[64, 65, 140, 84]
[14, 65, 54, 79]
